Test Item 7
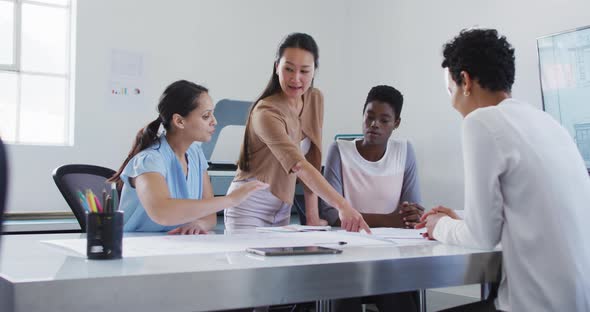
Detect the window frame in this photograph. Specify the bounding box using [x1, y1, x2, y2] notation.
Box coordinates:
[0, 0, 17, 71]
[0, 0, 74, 146]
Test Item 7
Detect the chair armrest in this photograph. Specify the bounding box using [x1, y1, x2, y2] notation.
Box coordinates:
[207, 162, 238, 171]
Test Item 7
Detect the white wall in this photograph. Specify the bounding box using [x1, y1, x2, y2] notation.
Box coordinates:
[386, 0, 590, 209]
[5, 0, 590, 213]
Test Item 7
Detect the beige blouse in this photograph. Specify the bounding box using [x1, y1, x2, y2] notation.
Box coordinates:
[235, 88, 324, 204]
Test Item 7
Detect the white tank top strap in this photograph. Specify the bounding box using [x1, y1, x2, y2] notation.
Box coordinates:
[300, 137, 311, 156]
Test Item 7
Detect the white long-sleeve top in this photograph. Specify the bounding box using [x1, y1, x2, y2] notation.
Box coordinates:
[433, 99, 590, 312]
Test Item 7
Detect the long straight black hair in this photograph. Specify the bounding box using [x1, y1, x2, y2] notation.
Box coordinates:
[109, 80, 208, 186]
[237, 32, 319, 172]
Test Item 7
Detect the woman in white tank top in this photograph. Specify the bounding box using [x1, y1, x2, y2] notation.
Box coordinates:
[319, 85, 423, 312]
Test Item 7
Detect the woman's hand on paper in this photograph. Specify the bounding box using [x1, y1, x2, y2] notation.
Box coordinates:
[338, 204, 371, 234]
[168, 220, 209, 235]
[227, 181, 269, 206]
[306, 217, 328, 226]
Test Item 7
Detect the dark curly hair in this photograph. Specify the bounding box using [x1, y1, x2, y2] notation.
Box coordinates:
[363, 85, 404, 119]
[441, 28, 515, 92]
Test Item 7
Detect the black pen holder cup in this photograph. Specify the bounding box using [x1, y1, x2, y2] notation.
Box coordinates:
[86, 211, 123, 260]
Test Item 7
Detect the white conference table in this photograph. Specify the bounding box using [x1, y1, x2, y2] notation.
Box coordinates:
[0, 231, 501, 312]
[3, 218, 81, 234]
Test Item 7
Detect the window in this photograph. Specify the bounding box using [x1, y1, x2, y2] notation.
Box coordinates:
[0, 0, 74, 145]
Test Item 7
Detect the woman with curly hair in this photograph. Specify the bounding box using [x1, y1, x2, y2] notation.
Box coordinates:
[417, 28, 590, 312]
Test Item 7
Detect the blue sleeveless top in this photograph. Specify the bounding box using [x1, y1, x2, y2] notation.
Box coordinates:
[119, 136, 208, 232]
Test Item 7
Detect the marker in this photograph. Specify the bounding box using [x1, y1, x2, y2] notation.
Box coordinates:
[314, 241, 347, 245]
[77, 191, 90, 211]
[111, 183, 119, 211]
[94, 194, 103, 213]
[102, 189, 107, 212]
[86, 189, 97, 212]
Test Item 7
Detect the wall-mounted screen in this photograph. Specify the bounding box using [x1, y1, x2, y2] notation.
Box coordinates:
[537, 25, 590, 170]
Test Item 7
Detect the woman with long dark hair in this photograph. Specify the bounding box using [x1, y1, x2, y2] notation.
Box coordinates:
[110, 80, 266, 233]
[225, 33, 370, 233]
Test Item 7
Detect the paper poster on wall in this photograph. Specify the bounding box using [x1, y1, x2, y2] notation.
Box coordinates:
[108, 49, 146, 106]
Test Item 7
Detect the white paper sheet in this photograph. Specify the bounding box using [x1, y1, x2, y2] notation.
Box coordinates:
[43, 231, 393, 258]
[361, 227, 438, 246]
[108, 49, 146, 107]
[369, 227, 426, 239]
[256, 225, 331, 232]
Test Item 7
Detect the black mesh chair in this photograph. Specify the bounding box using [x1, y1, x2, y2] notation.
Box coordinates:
[52, 164, 116, 232]
[0, 138, 8, 236]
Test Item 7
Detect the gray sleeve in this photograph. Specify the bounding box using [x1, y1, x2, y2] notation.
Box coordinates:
[318, 142, 343, 225]
[399, 141, 422, 204]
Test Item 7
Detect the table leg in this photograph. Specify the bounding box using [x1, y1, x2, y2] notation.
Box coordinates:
[316, 299, 331, 312]
[481, 283, 491, 300]
[419, 289, 427, 312]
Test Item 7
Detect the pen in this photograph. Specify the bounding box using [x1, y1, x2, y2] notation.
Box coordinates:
[102, 189, 107, 212]
[86, 189, 97, 213]
[105, 195, 112, 213]
[77, 191, 90, 211]
[314, 241, 347, 245]
[94, 194, 103, 213]
[111, 183, 119, 211]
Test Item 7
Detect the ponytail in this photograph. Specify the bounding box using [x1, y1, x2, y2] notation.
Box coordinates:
[109, 117, 161, 187]
[109, 79, 208, 188]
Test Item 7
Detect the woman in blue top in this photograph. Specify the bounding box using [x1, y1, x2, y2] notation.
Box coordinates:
[109, 80, 266, 233]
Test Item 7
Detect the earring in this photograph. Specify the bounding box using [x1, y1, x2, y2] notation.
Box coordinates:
[463, 91, 471, 97]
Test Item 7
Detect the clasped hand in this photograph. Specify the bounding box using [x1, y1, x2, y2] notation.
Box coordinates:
[415, 206, 461, 239]
[397, 201, 425, 229]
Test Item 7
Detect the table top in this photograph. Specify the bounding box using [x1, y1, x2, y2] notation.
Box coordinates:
[0, 232, 501, 312]
[3, 218, 81, 234]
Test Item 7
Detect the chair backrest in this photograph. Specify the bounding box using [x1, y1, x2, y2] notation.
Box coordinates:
[334, 133, 363, 141]
[52, 164, 116, 232]
[201, 99, 251, 169]
[292, 186, 307, 225]
[0, 138, 8, 236]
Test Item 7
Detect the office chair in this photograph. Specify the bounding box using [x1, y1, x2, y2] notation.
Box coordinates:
[201, 99, 251, 200]
[202, 98, 251, 171]
[52, 164, 117, 232]
[292, 189, 307, 225]
[0, 138, 8, 237]
[334, 133, 363, 141]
